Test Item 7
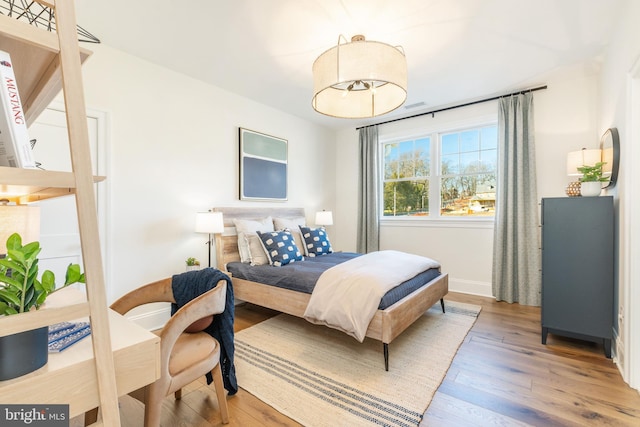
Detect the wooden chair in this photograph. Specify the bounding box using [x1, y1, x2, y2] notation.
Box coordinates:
[86, 277, 230, 426]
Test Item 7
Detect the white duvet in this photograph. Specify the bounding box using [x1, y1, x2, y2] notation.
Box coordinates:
[303, 250, 440, 342]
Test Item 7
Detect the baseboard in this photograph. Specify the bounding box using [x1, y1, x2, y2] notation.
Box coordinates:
[126, 306, 170, 332]
[449, 278, 493, 298]
[613, 327, 625, 378]
[125, 300, 245, 331]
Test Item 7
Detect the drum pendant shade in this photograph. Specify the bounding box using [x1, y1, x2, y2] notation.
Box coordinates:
[312, 35, 407, 118]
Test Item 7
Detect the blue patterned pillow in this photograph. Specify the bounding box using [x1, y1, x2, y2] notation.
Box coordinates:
[257, 230, 304, 267]
[299, 226, 333, 257]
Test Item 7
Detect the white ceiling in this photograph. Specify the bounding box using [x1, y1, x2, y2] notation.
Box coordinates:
[74, 0, 624, 131]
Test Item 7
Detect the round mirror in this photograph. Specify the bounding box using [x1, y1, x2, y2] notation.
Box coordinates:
[600, 127, 620, 189]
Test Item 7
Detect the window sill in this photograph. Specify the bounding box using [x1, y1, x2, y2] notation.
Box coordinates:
[380, 217, 494, 229]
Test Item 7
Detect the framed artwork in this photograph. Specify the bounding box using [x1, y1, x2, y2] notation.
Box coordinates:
[239, 128, 288, 201]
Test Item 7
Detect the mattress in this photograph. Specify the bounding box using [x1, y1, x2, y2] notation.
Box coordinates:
[226, 251, 441, 310]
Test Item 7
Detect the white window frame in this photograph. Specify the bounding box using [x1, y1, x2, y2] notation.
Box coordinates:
[379, 110, 497, 229]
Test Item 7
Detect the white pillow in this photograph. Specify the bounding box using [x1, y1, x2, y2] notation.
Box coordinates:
[273, 216, 306, 252]
[233, 216, 273, 263]
[244, 233, 270, 266]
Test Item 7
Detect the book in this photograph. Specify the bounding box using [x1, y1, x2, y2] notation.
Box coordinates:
[0, 50, 36, 168]
[48, 321, 91, 353]
[48, 321, 77, 335]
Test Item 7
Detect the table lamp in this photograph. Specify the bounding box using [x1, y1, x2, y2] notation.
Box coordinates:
[315, 210, 333, 227]
[566, 148, 601, 197]
[0, 199, 40, 253]
[195, 211, 224, 267]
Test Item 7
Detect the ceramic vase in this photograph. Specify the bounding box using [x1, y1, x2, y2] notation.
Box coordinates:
[580, 181, 602, 197]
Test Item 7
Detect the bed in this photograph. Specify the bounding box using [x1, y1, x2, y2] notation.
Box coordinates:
[213, 206, 449, 370]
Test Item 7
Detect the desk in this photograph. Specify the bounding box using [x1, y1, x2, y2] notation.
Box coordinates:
[0, 289, 160, 419]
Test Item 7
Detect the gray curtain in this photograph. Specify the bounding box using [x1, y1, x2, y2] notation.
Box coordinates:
[492, 93, 541, 305]
[357, 125, 380, 253]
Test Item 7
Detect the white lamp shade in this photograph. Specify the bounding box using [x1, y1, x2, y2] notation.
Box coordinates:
[195, 211, 224, 234]
[0, 204, 40, 253]
[566, 149, 602, 176]
[315, 211, 333, 226]
[312, 36, 407, 118]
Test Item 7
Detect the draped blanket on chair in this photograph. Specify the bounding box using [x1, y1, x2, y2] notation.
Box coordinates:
[171, 268, 238, 395]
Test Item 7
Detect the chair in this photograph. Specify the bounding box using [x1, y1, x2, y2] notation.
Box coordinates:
[87, 277, 230, 426]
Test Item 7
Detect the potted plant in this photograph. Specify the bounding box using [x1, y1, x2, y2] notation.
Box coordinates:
[185, 257, 200, 272]
[0, 233, 85, 380]
[577, 162, 608, 197]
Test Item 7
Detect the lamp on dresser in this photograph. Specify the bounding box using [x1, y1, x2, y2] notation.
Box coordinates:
[566, 148, 602, 197]
[195, 211, 224, 268]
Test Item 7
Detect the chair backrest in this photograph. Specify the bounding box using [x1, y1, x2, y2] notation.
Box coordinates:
[174, 280, 227, 324]
[106, 278, 230, 426]
[110, 278, 174, 315]
[110, 278, 227, 334]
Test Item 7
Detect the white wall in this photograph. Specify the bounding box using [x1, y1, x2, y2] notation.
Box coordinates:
[72, 44, 602, 303]
[334, 65, 600, 297]
[74, 44, 336, 307]
[597, 0, 640, 389]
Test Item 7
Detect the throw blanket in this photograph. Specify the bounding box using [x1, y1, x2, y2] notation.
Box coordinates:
[171, 268, 238, 395]
[303, 250, 440, 342]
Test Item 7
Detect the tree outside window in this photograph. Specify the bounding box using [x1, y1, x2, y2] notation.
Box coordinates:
[383, 137, 430, 217]
[440, 126, 497, 217]
[381, 124, 497, 218]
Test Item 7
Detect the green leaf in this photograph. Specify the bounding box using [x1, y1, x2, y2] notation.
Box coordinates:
[6, 233, 22, 251]
[7, 248, 26, 264]
[0, 288, 21, 305]
[40, 270, 55, 293]
[0, 258, 25, 275]
[65, 264, 82, 285]
[23, 286, 36, 310]
[35, 289, 47, 307]
[22, 243, 41, 263]
[0, 304, 18, 315]
[27, 261, 39, 283]
[0, 274, 22, 289]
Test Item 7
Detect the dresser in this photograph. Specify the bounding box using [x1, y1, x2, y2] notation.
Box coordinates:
[541, 196, 614, 357]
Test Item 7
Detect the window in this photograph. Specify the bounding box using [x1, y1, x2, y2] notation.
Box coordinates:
[383, 137, 430, 217]
[382, 123, 497, 218]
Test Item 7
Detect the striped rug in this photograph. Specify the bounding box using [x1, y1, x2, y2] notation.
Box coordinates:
[234, 300, 481, 427]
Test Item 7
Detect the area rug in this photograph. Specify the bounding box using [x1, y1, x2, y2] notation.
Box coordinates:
[234, 300, 481, 427]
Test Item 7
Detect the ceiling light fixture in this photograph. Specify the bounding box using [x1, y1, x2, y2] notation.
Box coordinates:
[312, 35, 407, 119]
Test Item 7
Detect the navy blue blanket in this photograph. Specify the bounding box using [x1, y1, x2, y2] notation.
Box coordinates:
[171, 268, 237, 395]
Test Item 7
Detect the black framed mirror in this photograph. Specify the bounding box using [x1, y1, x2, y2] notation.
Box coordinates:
[600, 127, 620, 189]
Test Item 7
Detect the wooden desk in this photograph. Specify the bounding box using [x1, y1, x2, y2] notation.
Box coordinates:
[0, 289, 160, 419]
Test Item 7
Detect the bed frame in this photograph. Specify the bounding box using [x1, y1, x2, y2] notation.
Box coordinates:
[213, 207, 449, 370]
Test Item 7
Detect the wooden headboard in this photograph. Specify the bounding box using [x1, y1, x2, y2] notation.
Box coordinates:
[213, 206, 305, 271]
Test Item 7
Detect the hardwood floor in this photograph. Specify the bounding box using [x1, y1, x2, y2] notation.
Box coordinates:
[423, 293, 640, 426]
[74, 292, 640, 426]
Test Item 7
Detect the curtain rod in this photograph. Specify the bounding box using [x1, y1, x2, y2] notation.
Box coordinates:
[356, 85, 547, 130]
